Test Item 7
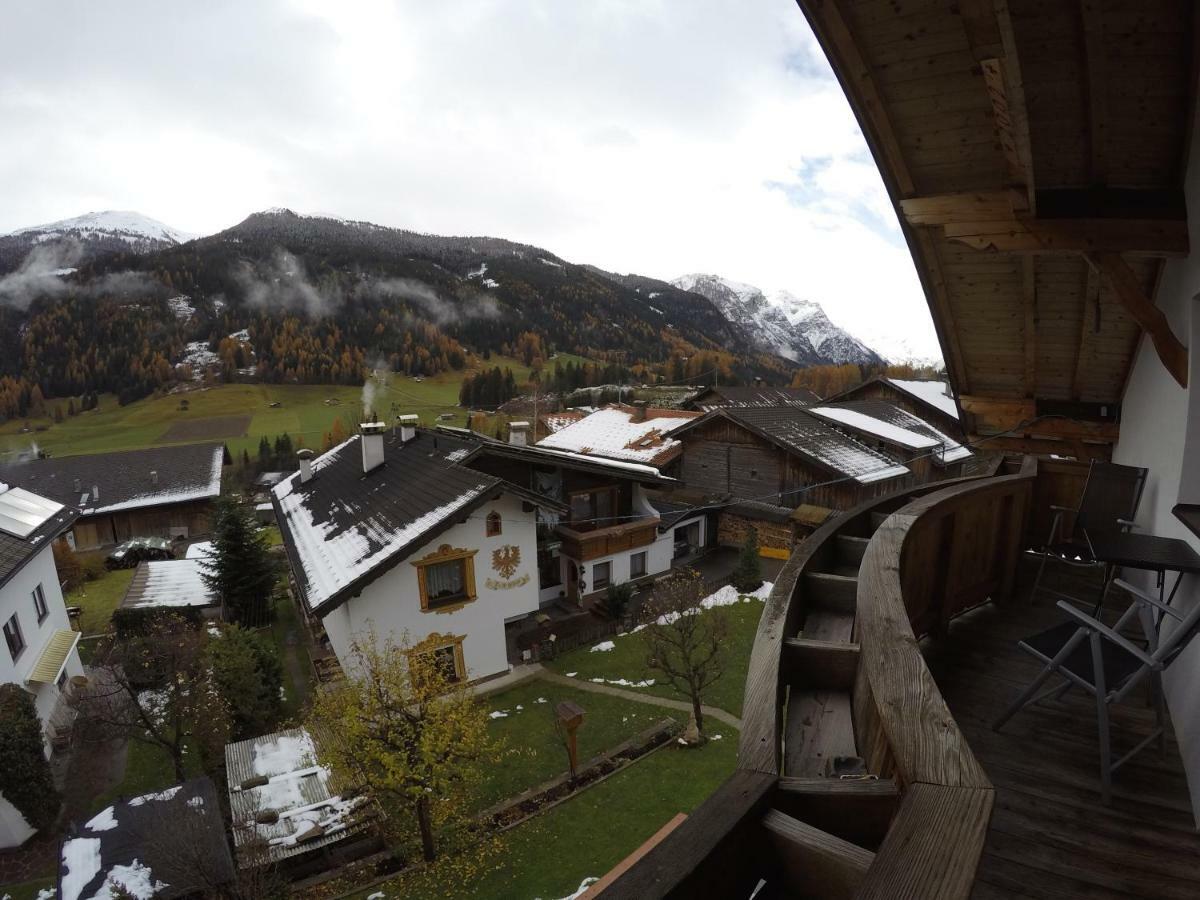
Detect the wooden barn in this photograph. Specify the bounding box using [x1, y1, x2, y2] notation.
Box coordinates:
[670, 406, 913, 551]
[1, 443, 229, 551]
[687, 383, 820, 412]
[825, 375, 963, 438]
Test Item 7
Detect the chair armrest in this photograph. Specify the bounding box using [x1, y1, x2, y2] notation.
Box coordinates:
[1055, 601, 1160, 669]
[1113, 578, 1184, 621]
[1117, 518, 1138, 530]
[1050, 505, 1079, 514]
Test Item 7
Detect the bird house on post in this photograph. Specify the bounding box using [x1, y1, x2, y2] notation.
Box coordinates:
[555, 700, 586, 777]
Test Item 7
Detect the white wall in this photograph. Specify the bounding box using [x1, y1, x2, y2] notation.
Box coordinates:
[1112, 103, 1200, 824]
[321, 492, 541, 681]
[0, 542, 83, 848]
[0, 545, 84, 744]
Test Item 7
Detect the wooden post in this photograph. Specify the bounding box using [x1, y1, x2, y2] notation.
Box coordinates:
[556, 700, 585, 778]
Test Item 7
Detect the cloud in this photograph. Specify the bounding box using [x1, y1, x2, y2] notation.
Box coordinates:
[0, 240, 82, 308]
[359, 278, 500, 325]
[233, 248, 335, 316]
[0, 240, 165, 308]
[0, 0, 942, 360]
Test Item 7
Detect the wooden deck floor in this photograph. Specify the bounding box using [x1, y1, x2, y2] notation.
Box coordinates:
[921, 563, 1200, 899]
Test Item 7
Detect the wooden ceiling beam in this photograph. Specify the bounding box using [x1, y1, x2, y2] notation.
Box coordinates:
[969, 434, 1111, 461]
[959, 395, 1120, 441]
[942, 217, 1188, 256]
[901, 188, 1187, 227]
[1085, 252, 1189, 388]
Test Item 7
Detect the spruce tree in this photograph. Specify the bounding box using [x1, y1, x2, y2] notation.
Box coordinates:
[0, 684, 61, 830]
[731, 527, 764, 593]
[207, 624, 284, 738]
[202, 497, 278, 627]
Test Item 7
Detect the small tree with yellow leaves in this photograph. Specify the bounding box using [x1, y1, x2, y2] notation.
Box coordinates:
[308, 627, 499, 864]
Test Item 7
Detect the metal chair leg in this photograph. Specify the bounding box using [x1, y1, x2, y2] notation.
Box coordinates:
[1091, 631, 1113, 805]
[995, 662, 1060, 732]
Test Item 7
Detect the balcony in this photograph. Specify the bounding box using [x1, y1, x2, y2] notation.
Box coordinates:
[600, 458, 1200, 898]
[555, 515, 660, 562]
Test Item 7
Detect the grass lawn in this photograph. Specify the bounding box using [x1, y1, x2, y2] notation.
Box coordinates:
[0, 878, 56, 900]
[543, 598, 766, 717]
[476, 679, 678, 812]
[365, 730, 739, 900]
[66, 567, 135, 635]
[90, 735, 203, 815]
[0, 352, 593, 461]
[270, 592, 314, 720]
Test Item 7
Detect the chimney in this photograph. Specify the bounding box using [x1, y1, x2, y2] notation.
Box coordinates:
[397, 414, 419, 444]
[297, 449, 314, 484]
[631, 401, 648, 423]
[72, 477, 81, 494]
[361, 422, 386, 474]
[150, 470, 158, 487]
[754, 376, 764, 387]
[509, 421, 530, 446]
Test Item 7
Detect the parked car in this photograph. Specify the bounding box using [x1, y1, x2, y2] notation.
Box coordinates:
[105, 537, 175, 569]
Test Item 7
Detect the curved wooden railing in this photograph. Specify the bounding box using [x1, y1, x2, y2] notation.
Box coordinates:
[601, 456, 1037, 899]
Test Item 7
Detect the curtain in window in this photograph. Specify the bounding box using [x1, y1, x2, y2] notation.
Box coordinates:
[427, 560, 465, 600]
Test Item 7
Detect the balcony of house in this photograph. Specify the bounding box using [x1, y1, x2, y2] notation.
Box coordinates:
[554, 515, 660, 562]
[599, 456, 1200, 899]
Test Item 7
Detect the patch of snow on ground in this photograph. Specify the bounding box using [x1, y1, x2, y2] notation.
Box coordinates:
[466, 262, 488, 279]
[166, 296, 195, 320]
[700, 581, 774, 610]
[535, 696, 548, 703]
[565, 672, 577, 678]
[539, 258, 563, 268]
[60, 837, 101, 900]
[489, 710, 509, 719]
[367, 893, 386, 900]
[85, 806, 118, 832]
[136, 690, 170, 726]
[229, 328, 251, 342]
[590, 677, 655, 688]
[36, 889, 56, 900]
[482, 277, 499, 288]
[549, 877, 599, 900]
[589, 640, 615, 653]
[91, 860, 166, 900]
[711, 733, 723, 740]
[181, 341, 219, 378]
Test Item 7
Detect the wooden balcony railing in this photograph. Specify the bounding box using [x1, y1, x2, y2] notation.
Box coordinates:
[600, 455, 1038, 899]
[556, 516, 660, 562]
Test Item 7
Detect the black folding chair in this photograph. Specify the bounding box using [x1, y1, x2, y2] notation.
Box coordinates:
[1031, 461, 1147, 606]
[994, 578, 1200, 803]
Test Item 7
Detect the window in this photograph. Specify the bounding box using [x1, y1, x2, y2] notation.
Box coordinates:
[3, 614, 24, 662]
[57, 669, 68, 692]
[593, 561, 612, 590]
[32, 583, 48, 624]
[409, 634, 466, 685]
[630, 551, 647, 579]
[569, 487, 620, 530]
[538, 548, 563, 589]
[486, 511, 502, 537]
[413, 545, 478, 612]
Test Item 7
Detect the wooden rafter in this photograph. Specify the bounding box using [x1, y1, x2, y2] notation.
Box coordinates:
[941, 217, 1187, 256]
[958, 395, 1119, 442]
[1085, 252, 1189, 388]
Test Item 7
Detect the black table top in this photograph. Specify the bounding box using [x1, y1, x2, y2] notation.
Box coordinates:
[1084, 530, 1200, 574]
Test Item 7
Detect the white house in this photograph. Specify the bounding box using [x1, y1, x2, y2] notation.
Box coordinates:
[272, 421, 563, 683]
[0, 483, 84, 848]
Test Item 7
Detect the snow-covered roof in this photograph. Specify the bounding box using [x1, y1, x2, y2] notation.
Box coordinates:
[540, 410, 586, 433]
[811, 400, 972, 466]
[272, 431, 504, 613]
[121, 559, 217, 609]
[687, 407, 910, 485]
[58, 778, 233, 900]
[225, 728, 376, 865]
[536, 406, 699, 468]
[886, 378, 959, 421]
[1, 443, 226, 516]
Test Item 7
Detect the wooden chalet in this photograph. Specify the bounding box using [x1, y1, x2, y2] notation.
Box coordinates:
[826, 375, 963, 438]
[599, 1, 1200, 898]
[687, 383, 820, 412]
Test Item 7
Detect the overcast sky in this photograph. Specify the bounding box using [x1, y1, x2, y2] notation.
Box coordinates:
[0, 0, 940, 361]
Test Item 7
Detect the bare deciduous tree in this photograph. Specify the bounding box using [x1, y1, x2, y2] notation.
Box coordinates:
[642, 572, 729, 741]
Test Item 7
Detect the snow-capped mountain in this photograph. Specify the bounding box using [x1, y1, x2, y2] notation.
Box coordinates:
[672, 273, 884, 366]
[8, 211, 197, 249]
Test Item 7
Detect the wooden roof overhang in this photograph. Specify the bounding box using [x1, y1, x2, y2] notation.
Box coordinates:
[797, 0, 1197, 458]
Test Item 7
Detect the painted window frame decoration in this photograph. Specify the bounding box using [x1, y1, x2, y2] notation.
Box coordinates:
[409, 632, 467, 683]
[486, 511, 503, 537]
[413, 544, 479, 613]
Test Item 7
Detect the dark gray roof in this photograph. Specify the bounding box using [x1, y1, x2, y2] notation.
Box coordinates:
[1, 443, 228, 516]
[272, 430, 560, 615]
[0, 492, 78, 591]
[58, 777, 234, 900]
[691, 385, 819, 409]
[675, 406, 910, 484]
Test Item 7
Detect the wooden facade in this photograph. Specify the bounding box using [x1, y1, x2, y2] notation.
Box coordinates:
[677, 416, 913, 514]
[795, 0, 1196, 455]
[69, 499, 216, 552]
